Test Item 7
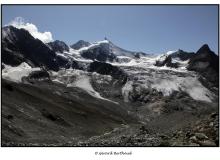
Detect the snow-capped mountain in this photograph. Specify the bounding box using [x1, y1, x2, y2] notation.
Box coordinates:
[2, 25, 219, 101]
[2, 26, 59, 71]
[78, 39, 148, 61]
[2, 25, 219, 102]
[2, 25, 219, 147]
[67, 39, 147, 62]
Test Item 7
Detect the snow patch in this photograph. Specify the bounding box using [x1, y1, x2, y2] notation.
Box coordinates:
[166, 50, 177, 55]
[51, 69, 118, 104]
[92, 72, 112, 84]
[151, 79, 179, 96]
[121, 67, 213, 102]
[110, 55, 188, 72]
[148, 65, 188, 72]
[150, 76, 213, 102]
[117, 56, 132, 59]
[67, 48, 81, 55]
[2, 62, 41, 82]
[52, 79, 65, 84]
[69, 75, 118, 104]
[122, 81, 133, 102]
[56, 53, 68, 59]
[77, 40, 109, 53]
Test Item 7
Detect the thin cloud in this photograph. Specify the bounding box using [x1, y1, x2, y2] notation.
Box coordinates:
[7, 17, 53, 43]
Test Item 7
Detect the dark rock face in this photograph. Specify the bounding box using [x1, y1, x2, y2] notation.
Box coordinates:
[187, 44, 218, 72]
[71, 61, 82, 70]
[187, 44, 219, 88]
[56, 55, 85, 70]
[56, 55, 83, 70]
[155, 50, 194, 68]
[170, 49, 194, 61]
[27, 70, 50, 82]
[2, 26, 59, 71]
[70, 40, 91, 50]
[47, 40, 69, 53]
[155, 55, 179, 68]
[81, 44, 117, 62]
[2, 64, 5, 70]
[56, 55, 70, 68]
[134, 52, 147, 59]
[89, 61, 127, 83]
[115, 57, 131, 63]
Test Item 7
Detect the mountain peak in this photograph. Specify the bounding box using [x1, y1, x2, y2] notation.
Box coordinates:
[188, 44, 218, 73]
[47, 40, 69, 53]
[2, 25, 32, 40]
[70, 40, 91, 50]
[2, 25, 59, 71]
[197, 44, 211, 54]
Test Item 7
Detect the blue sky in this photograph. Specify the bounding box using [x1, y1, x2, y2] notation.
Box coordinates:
[2, 5, 219, 54]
